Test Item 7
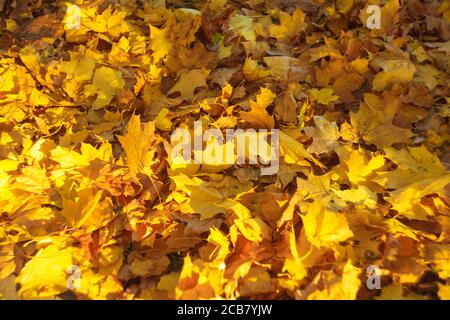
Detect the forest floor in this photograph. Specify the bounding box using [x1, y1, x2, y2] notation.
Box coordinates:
[0, 0, 449, 300]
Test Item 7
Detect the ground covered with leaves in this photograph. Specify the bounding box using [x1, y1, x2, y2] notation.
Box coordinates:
[0, 0, 449, 300]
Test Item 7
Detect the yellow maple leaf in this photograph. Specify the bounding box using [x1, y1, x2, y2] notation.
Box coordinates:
[415, 64, 441, 90]
[269, 8, 306, 40]
[149, 8, 201, 63]
[279, 131, 324, 167]
[229, 14, 256, 42]
[376, 146, 446, 189]
[17, 244, 78, 299]
[336, 145, 385, 187]
[303, 116, 340, 155]
[155, 108, 172, 131]
[301, 261, 361, 300]
[168, 69, 209, 100]
[302, 200, 354, 248]
[76, 269, 123, 300]
[388, 173, 450, 220]
[243, 57, 270, 81]
[371, 58, 416, 91]
[349, 93, 412, 147]
[220, 199, 271, 243]
[240, 87, 275, 129]
[59, 50, 96, 82]
[118, 115, 159, 178]
[308, 88, 339, 105]
[84, 66, 125, 110]
[62, 189, 114, 231]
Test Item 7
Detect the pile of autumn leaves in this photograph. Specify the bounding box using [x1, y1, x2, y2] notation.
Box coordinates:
[0, 0, 449, 300]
